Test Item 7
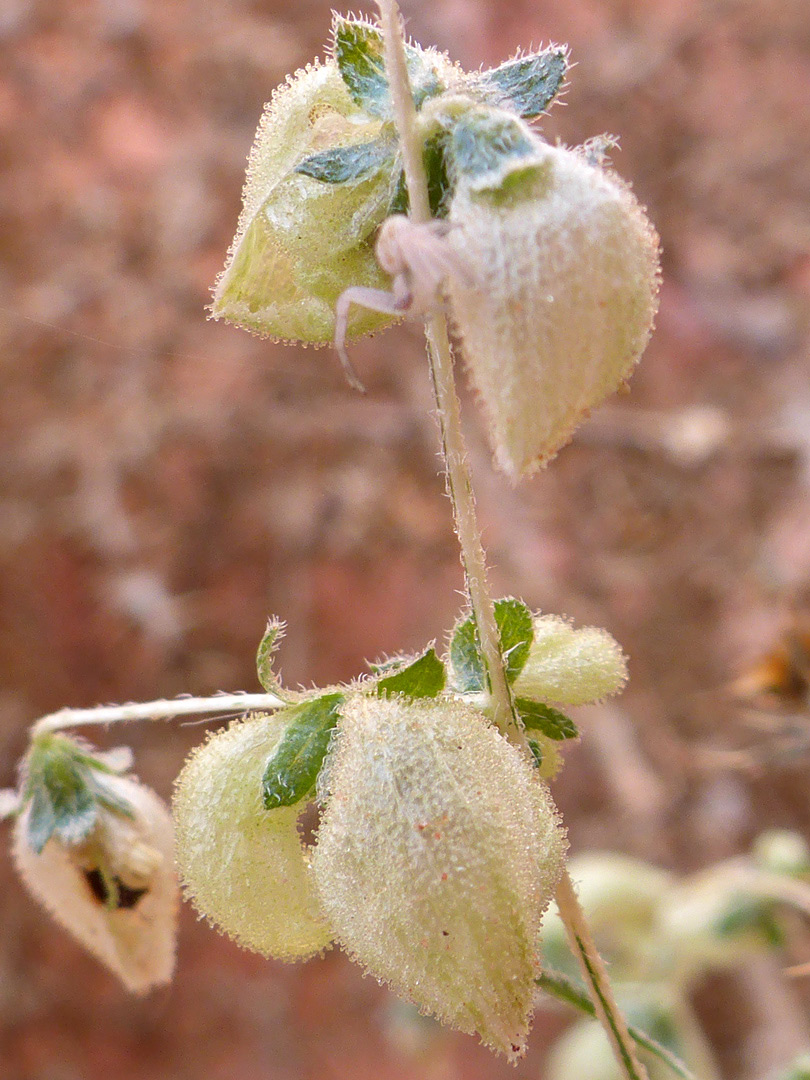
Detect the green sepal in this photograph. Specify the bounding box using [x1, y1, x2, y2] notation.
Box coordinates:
[516, 698, 579, 741]
[22, 736, 135, 854]
[375, 647, 446, 699]
[332, 15, 446, 118]
[449, 597, 534, 692]
[262, 693, 344, 810]
[467, 48, 568, 118]
[294, 137, 395, 184]
[256, 617, 286, 694]
[448, 106, 546, 194]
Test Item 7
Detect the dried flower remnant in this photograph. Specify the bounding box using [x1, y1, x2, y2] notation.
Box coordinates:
[173, 712, 332, 959]
[12, 738, 177, 993]
[312, 694, 567, 1059]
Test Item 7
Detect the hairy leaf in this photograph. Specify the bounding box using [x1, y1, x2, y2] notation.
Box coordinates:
[24, 738, 103, 853]
[468, 48, 568, 118]
[376, 648, 446, 699]
[295, 137, 394, 184]
[449, 597, 534, 692]
[449, 106, 541, 190]
[516, 699, 579, 741]
[256, 618, 286, 694]
[262, 694, 343, 809]
[332, 15, 447, 118]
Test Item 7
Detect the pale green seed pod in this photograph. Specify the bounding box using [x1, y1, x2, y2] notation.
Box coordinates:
[13, 775, 177, 993]
[514, 615, 628, 706]
[173, 713, 332, 960]
[446, 142, 660, 479]
[312, 694, 567, 1059]
[211, 61, 396, 344]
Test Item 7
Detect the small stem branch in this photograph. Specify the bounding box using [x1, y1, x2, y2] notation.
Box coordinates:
[555, 870, 650, 1080]
[376, 0, 519, 741]
[32, 692, 286, 736]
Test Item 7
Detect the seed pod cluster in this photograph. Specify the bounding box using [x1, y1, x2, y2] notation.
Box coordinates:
[312, 694, 567, 1059]
[13, 773, 177, 993]
[173, 712, 332, 960]
[446, 141, 661, 479]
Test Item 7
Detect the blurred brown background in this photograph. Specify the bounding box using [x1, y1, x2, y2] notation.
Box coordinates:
[2, 0, 810, 1077]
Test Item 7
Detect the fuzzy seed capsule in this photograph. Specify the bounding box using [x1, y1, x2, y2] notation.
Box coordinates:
[312, 695, 567, 1059]
[13, 774, 177, 993]
[446, 142, 660, 479]
[173, 713, 332, 960]
[211, 61, 397, 344]
[514, 615, 628, 706]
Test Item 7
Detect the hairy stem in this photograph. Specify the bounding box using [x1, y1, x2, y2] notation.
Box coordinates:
[32, 692, 286, 736]
[376, 0, 520, 742]
[378, 5, 648, 1077]
[556, 871, 651, 1080]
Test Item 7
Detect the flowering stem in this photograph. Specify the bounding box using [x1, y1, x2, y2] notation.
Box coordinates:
[376, 0, 520, 743]
[377, 2, 649, 1076]
[31, 692, 286, 736]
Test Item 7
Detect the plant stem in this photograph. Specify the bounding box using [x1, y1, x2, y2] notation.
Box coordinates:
[376, 0, 520, 742]
[556, 871, 651, 1080]
[537, 971, 697, 1080]
[378, 5, 650, 1077]
[31, 692, 286, 736]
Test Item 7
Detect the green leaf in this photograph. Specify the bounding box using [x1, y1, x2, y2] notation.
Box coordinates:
[256, 617, 285, 693]
[516, 698, 578, 740]
[449, 106, 545, 193]
[332, 15, 446, 118]
[295, 137, 395, 184]
[527, 739, 544, 769]
[449, 598, 534, 692]
[262, 693, 344, 810]
[468, 48, 568, 118]
[449, 613, 486, 692]
[25, 781, 60, 854]
[495, 598, 533, 682]
[24, 737, 99, 853]
[376, 648, 446, 699]
[333, 17, 389, 117]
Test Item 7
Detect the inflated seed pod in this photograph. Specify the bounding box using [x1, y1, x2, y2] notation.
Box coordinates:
[211, 61, 396, 344]
[446, 141, 660, 479]
[514, 615, 628, 706]
[173, 713, 332, 960]
[13, 774, 177, 993]
[312, 694, 567, 1059]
